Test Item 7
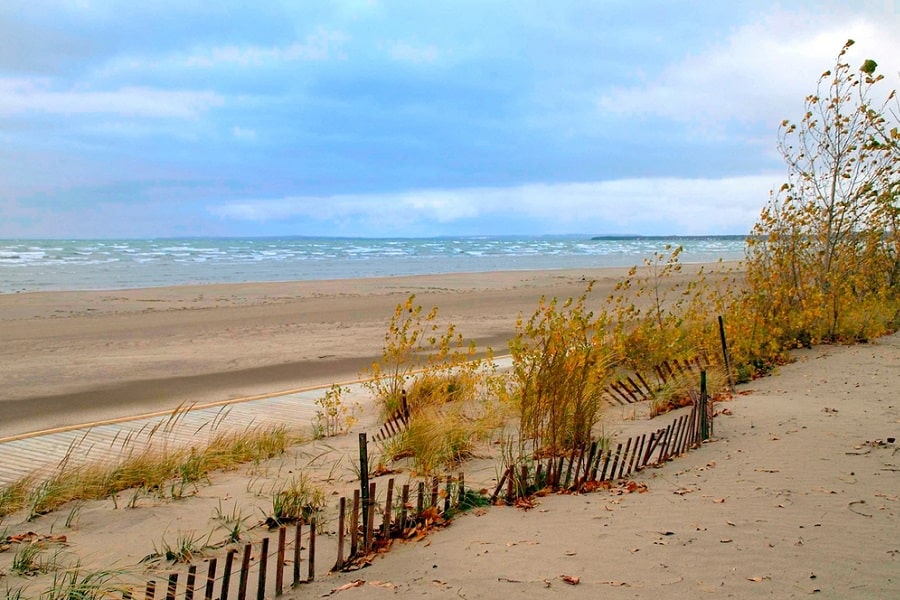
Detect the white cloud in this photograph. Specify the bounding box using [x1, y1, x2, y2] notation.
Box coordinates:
[209, 175, 779, 234]
[0, 78, 223, 117]
[183, 28, 349, 68]
[598, 14, 900, 128]
[384, 40, 438, 64]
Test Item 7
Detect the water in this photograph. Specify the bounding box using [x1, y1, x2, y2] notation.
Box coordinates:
[0, 235, 747, 293]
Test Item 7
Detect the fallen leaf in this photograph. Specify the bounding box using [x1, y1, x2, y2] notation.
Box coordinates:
[720, 539, 733, 543]
[328, 580, 365, 595]
[713, 498, 726, 503]
[747, 576, 770, 582]
[369, 581, 397, 590]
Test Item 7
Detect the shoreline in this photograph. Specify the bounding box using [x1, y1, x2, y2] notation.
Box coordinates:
[0, 264, 737, 438]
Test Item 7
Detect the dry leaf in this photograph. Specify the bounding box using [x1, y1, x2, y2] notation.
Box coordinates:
[328, 579, 365, 595]
[713, 498, 726, 503]
[747, 576, 770, 582]
[369, 581, 397, 589]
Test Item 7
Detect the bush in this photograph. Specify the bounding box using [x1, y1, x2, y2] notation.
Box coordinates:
[508, 283, 612, 457]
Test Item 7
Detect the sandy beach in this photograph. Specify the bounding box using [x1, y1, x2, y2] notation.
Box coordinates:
[0, 266, 897, 599]
[299, 334, 899, 599]
[0, 265, 719, 438]
[0, 269, 895, 598]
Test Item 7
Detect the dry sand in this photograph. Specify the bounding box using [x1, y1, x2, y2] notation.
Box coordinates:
[0, 266, 897, 599]
[0, 266, 712, 438]
[299, 335, 899, 599]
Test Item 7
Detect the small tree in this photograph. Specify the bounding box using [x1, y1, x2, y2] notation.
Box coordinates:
[746, 39, 899, 346]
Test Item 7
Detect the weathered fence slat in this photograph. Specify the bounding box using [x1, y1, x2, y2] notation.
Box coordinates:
[292, 523, 301, 587]
[237, 543, 251, 600]
[165, 573, 177, 600]
[276, 526, 286, 596]
[185, 565, 196, 600]
[203, 559, 216, 600]
[257, 537, 269, 600]
[307, 516, 316, 583]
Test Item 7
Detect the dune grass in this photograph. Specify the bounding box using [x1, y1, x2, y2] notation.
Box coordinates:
[0, 417, 297, 520]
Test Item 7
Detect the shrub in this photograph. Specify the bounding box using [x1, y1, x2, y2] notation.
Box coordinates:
[508, 283, 612, 457]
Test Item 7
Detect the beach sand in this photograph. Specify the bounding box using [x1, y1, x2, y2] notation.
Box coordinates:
[0, 265, 716, 438]
[1, 266, 897, 599]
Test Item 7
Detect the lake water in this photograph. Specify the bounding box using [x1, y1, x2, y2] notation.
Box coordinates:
[0, 235, 747, 293]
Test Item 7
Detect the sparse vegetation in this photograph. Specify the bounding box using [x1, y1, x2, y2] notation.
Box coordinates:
[146, 531, 212, 564]
[266, 475, 327, 527]
[312, 384, 358, 439]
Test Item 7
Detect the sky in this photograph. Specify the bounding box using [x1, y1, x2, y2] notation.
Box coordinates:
[1, 1, 899, 239]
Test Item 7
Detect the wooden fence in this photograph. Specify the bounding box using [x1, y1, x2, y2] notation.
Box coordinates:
[493, 386, 713, 503]
[603, 356, 709, 406]
[125, 471, 470, 600]
[125, 374, 716, 600]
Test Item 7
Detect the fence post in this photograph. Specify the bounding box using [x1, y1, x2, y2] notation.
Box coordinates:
[383, 479, 394, 539]
[222, 548, 237, 600]
[292, 523, 302, 587]
[276, 526, 286, 595]
[365, 482, 376, 553]
[351, 490, 360, 558]
[400, 484, 410, 532]
[443, 475, 452, 513]
[358, 433, 369, 540]
[718, 315, 734, 392]
[185, 565, 196, 600]
[257, 537, 269, 600]
[204, 559, 216, 600]
[166, 574, 177, 600]
[700, 370, 709, 441]
[308, 516, 317, 582]
[237, 543, 251, 600]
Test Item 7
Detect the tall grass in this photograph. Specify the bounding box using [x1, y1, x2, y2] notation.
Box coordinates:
[0, 419, 295, 520]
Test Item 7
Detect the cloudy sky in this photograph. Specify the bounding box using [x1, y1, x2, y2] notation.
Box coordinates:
[2, 1, 898, 238]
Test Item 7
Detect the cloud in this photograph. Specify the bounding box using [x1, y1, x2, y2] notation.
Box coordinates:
[209, 175, 779, 235]
[597, 14, 900, 129]
[383, 40, 439, 64]
[0, 79, 223, 117]
[182, 28, 350, 68]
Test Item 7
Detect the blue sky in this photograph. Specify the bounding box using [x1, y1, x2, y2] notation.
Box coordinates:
[2, 1, 898, 238]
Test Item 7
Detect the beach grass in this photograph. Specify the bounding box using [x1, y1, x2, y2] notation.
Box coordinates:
[0, 420, 298, 520]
